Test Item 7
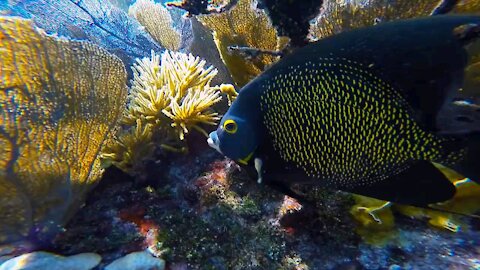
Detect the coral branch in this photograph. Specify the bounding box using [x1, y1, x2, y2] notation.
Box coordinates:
[102, 50, 236, 174]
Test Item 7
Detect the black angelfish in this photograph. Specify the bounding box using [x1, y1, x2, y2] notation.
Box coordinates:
[208, 15, 480, 207]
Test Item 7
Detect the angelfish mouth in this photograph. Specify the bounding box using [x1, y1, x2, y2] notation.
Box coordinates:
[207, 131, 222, 154]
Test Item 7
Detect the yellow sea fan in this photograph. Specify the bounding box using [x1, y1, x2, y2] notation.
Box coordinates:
[129, 0, 181, 51]
[198, 0, 281, 87]
[0, 17, 127, 243]
[453, 0, 480, 13]
[309, 0, 441, 40]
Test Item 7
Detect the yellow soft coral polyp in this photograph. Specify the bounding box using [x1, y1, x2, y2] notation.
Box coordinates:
[102, 50, 237, 174]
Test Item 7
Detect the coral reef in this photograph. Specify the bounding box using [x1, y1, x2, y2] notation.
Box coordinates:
[129, 0, 182, 51]
[0, 17, 127, 244]
[101, 50, 236, 174]
[49, 149, 480, 269]
[1, 1, 480, 269]
[197, 0, 282, 87]
[309, 0, 441, 41]
[453, 0, 480, 13]
[0, 0, 162, 72]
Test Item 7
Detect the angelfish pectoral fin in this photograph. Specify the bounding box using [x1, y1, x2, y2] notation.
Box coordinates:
[237, 151, 254, 165]
[254, 157, 263, 184]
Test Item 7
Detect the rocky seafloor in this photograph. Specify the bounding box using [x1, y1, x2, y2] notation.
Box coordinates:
[2, 139, 478, 270]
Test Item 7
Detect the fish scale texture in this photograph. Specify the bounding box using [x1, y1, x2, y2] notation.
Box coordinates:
[260, 58, 463, 188]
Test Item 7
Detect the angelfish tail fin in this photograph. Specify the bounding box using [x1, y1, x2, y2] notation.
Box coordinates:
[348, 160, 456, 207]
[422, 204, 480, 220]
[449, 132, 480, 184]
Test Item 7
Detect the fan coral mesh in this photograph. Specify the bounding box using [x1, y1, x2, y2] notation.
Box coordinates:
[453, 0, 480, 13]
[309, 0, 440, 40]
[198, 0, 282, 87]
[129, 0, 182, 51]
[0, 17, 127, 243]
[310, 0, 480, 41]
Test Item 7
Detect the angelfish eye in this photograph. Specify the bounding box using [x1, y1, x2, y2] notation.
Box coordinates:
[223, 119, 238, 134]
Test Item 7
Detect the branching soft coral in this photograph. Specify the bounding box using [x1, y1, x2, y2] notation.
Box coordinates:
[163, 88, 222, 138]
[102, 50, 237, 174]
[126, 50, 233, 139]
[100, 119, 155, 172]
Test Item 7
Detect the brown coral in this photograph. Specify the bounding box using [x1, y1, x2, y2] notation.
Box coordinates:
[453, 0, 480, 13]
[0, 16, 127, 243]
[309, 0, 441, 40]
[198, 0, 282, 87]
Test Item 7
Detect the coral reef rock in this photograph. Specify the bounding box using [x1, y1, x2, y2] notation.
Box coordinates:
[0, 251, 101, 270]
[105, 251, 165, 270]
